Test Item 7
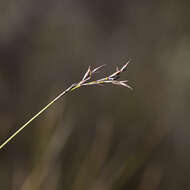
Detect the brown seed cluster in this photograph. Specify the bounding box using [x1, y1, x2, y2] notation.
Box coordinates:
[71, 59, 132, 91]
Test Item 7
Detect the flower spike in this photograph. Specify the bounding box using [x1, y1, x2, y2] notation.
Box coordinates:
[91, 64, 106, 74]
[82, 66, 91, 81]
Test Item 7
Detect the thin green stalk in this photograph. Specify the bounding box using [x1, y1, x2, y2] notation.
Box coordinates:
[0, 62, 132, 150]
[0, 85, 80, 150]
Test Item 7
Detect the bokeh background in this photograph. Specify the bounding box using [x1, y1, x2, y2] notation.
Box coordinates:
[1, 0, 190, 189]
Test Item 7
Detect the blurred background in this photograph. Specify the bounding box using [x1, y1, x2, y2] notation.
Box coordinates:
[0, 0, 190, 189]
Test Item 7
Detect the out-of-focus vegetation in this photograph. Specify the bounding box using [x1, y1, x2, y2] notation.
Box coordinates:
[0, 1, 190, 190]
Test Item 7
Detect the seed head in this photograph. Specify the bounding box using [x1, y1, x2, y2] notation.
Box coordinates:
[74, 59, 132, 90]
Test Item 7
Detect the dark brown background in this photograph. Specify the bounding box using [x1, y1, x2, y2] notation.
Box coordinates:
[0, 0, 190, 189]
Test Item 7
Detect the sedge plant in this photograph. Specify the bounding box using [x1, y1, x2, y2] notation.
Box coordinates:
[0, 60, 132, 150]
